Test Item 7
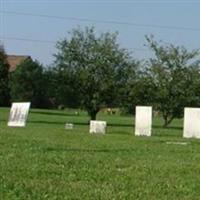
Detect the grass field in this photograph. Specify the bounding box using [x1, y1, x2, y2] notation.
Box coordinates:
[1, 107, 200, 200]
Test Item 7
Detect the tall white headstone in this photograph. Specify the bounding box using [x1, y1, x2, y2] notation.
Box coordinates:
[184, 108, 200, 139]
[8, 102, 31, 127]
[135, 106, 152, 136]
[90, 120, 107, 134]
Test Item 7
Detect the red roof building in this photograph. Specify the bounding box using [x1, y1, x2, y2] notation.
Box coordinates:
[6, 55, 31, 72]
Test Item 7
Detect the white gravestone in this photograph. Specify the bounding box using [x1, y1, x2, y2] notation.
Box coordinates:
[135, 106, 152, 136]
[8, 102, 31, 127]
[89, 120, 107, 134]
[184, 108, 200, 139]
[65, 123, 74, 130]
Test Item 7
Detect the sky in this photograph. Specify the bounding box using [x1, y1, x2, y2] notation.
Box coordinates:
[0, 0, 200, 66]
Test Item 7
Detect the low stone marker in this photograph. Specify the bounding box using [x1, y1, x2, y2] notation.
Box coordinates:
[166, 141, 188, 145]
[184, 108, 200, 139]
[8, 102, 31, 127]
[65, 123, 74, 130]
[89, 120, 107, 134]
[135, 106, 152, 136]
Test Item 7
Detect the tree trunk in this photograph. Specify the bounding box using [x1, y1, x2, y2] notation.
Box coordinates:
[89, 109, 99, 120]
[91, 112, 97, 120]
[163, 115, 174, 128]
[163, 118, 168, 128]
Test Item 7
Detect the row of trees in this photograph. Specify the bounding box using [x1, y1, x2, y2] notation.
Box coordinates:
[0, 46, 51, 109]
[0, 27, 200, 126]
[0, 45, 10, 107]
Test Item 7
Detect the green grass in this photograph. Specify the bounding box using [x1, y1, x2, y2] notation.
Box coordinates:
[0, 107, 200, 199]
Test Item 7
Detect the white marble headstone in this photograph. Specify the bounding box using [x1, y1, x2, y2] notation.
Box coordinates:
[135, 106, 152, 136]
[184, 108, 200, 139]
[89, 120, 107, 134]
[65, 123, 74, 130]
[8, 102, 31, 127]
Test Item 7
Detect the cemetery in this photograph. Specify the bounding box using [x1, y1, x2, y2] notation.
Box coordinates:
[1, 105, 200, 199]
[0, 13, 200, 199]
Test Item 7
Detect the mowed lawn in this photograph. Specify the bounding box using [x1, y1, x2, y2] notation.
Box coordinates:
[1, 108, 200, 200]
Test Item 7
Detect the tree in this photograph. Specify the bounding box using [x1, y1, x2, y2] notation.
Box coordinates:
[54, 27, 136, 120]
[50, 65, 81, 109]
[0, 44, 10, 106]
[146, 36, 200, 127]
[10, 59, 48, 108]
[120, 62, 156, 114]
[42, 67, 60, 108]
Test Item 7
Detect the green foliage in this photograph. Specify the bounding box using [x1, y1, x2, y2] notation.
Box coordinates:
[0, 44, 10, 106]
[121, 65, 156, 114]
[42, 68, 60, 108]
[54, 26, 137, 119]
[1, 108, 200, 199]
[2, 27, 200, 124]
[146, 36, 200, 126]
[10, 59, 48, 108]
[49, 65, 80, 109]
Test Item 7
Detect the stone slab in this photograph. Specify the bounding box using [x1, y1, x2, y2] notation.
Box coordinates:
[8, 102, 31, 127]
[184, 108, 200, 139]
[65, 123, 74, 129]
[89, 120, 107, 134]
[135, 106, 152, 136]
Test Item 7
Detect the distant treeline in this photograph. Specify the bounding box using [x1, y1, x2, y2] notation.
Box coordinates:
[0, 26, 200, 126]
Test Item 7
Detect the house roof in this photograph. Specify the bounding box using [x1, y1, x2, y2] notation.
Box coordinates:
[6, 55, 31, 72]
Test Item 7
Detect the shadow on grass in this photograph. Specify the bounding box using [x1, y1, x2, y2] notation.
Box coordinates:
[27, 120, 182, 130]
[30, 110, 77, 117]
[108, 123, 182, 130]
[45, 147, 134, 153]
[28, 120, 89, 125]
[153, 125, 182, 130]
[1, 118, 182, 131]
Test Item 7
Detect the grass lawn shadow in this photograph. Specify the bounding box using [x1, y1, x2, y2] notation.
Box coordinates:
[30, 110, 77, 117]
[45, 147, 135, 153]
[153, 124, 182, 130]
[28, 120, 89, 126]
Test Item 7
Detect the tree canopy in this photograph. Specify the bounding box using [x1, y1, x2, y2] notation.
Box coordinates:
[146, 35, 200, 126]
[10, 59, 48, 108]
[54, 27, 138, 119]
[1, 27, 200, 128]
[0, 44, 10, 106]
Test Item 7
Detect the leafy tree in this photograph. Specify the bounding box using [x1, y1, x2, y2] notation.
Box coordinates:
[50, 65, 81, 109]
[42, 68, 59, 108]
[120, 62, 156, 114]
[0, 44, 10, 106]
[10, 59, 48, 108]
[146, 36, 200, 127]
[54, 27, 136, 120]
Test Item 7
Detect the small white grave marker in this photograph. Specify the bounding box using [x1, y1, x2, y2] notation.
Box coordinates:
[135, 106, 152, 136]
[89, 120, 107, 134]
[166, 141, 188, 145]
[184, 108, 200, 139]
[65, 123, 74, 129]
[8, 102, 31, 127]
